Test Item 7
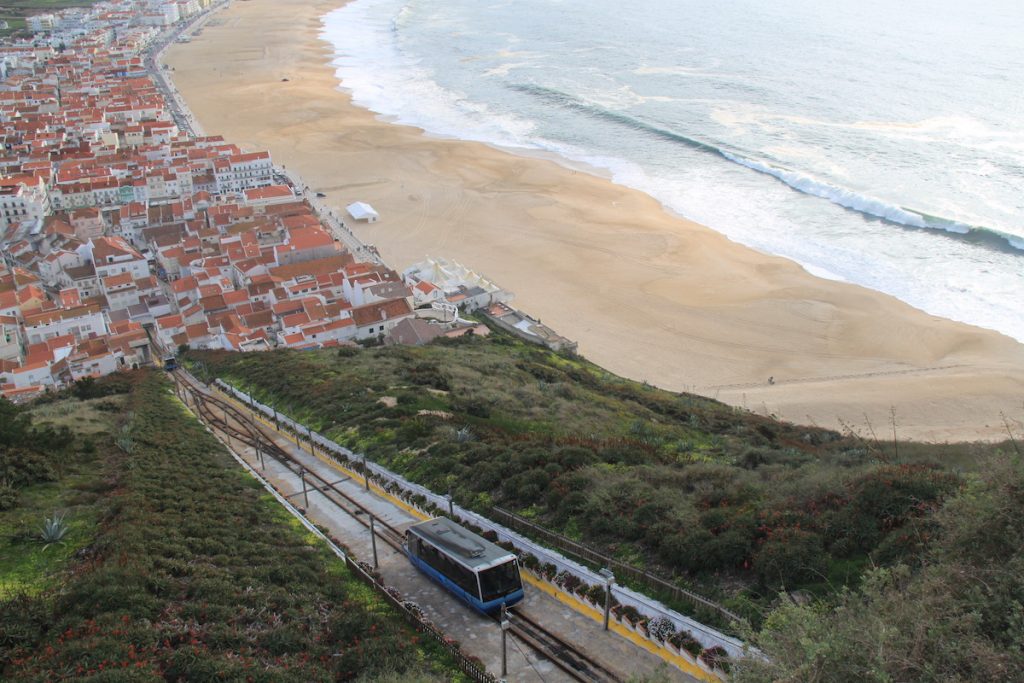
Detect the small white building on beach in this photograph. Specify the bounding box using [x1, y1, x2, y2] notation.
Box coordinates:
[346, 201, 379, 223]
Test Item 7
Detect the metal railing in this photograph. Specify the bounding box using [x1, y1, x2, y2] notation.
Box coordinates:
[490, 506, 742, 625]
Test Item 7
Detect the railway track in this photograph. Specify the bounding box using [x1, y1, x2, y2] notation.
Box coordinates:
[172, 369, 624, 682]
[174, 371, 409, 547]
[506, 608, 623, 682]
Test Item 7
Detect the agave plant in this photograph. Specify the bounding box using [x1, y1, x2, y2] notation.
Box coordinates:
[39, 511, 70, 550]
[116, 424, 135, 453]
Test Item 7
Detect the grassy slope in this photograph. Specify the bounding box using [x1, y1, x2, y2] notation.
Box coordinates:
[196, 332, 1007, 627]
[0, 396, 119, 598]
[0, 373, 467, 681]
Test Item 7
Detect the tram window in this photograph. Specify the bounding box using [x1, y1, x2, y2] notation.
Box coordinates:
[479, 560, 522, 602]
[418, 541, 481, 599]
[444, 555, 480, 598]
[421, 543, 444, 572]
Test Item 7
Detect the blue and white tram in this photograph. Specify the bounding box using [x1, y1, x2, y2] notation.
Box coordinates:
[405, 517, 524, 615]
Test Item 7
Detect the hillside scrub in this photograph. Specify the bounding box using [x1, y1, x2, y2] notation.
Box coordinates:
[1, 389, 120, 599]
[1, 372, 466, 681]
[193, 333, 1000, 622]
[732, 453, 1024, 682]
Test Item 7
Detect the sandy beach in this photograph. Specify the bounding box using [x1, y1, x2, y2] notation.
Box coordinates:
[163, 0, 1024, 443]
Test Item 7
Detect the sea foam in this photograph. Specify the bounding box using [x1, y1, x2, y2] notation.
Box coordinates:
[317, 0, 1024, 343]
[321, 0, 535, 149]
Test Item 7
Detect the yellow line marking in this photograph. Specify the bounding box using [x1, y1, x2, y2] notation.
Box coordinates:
[521, 572, 718, 682]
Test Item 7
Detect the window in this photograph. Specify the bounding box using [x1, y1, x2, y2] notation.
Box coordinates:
[479, 560, 522, 602]
[416, 538, 482, 599]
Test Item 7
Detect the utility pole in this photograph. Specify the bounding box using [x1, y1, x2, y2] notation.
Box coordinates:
[299, 467, 309, 509]
[223, 405, 231, 448]
[370, 514, 379, 569]
[500, 603, 510, 677]
[599, 568, 615, 631]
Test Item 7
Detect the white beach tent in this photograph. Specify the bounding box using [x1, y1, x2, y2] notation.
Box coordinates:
[346, 201, 379, 223]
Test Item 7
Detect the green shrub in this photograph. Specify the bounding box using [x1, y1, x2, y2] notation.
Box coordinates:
[0, 479, 18, 510]
[753, 528, 827, 588]
[0, 447, 57, 488]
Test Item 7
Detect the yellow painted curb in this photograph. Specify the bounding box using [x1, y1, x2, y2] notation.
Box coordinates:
[520, 572, 718, 682]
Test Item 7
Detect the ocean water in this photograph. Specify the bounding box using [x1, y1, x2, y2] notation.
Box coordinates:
[321, 0, 1024, 342]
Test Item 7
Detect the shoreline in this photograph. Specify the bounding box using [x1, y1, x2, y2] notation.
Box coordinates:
[163, 0, 1024, 442]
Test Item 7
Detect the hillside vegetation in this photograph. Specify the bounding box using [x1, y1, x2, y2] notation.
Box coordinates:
[194, 332, 1012, 631]
[1, 373, 467, 681]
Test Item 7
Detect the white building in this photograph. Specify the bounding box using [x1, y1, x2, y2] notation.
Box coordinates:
[28, 14, 57, 32]
[0, 176, 51, 231]
[0, 315, 22, 362]
[67, 348, 120, 380]
[5, 361, 57, 389]
[78, 236, 149, 281]
[346, 201, 379, 223]
[213, 151, 274, 193]
[22, 306, 108, 345]
[38, 250, 83, 286]
[403, 256, 511, 311]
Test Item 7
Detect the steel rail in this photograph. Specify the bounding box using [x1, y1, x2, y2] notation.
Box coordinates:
[174, 369, 624, 682]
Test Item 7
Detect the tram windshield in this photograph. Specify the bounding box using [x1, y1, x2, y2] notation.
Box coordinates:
[479, 560, 522, 602]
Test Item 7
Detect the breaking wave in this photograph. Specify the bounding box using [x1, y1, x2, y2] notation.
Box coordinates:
[512, 83, 1023, 254]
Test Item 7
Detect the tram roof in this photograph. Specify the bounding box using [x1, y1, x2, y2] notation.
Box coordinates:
[407, 517, 516, 571]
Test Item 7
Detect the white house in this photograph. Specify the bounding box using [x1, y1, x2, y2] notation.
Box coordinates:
[5, 361, 56, 389]
[0, 175, 51, 231]
[78, 236, 149, 281]
[350, 297, 414, 340]
[0, 315, 22, 362]
[21, 306, 108, 345]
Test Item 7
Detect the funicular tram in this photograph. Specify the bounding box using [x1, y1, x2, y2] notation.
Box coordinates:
[405, 517, 524, 615]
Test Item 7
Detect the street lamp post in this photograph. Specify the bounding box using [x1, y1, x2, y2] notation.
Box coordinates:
[599, 568, 615, 631]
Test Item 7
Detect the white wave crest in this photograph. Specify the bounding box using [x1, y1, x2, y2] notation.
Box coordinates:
[320, 0, 535, 148]
[719, 151, 977, 233]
